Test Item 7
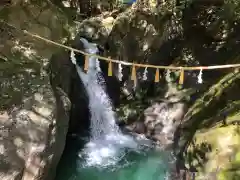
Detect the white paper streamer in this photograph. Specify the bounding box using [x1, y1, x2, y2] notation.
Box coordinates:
[70, 50, 76, 65]
[166, 69, 171, 82]
[118, 63, 123, 81]
[197, 68, 203, 84]
[95, 59, 101, 71]
[143, 67, 148, 81]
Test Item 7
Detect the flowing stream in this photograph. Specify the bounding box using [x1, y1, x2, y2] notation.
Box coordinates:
[55, 38, 173, 180]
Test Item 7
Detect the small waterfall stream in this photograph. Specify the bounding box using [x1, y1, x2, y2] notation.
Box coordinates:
[75, 38, 139, 167]
[56, 38, 174, 180]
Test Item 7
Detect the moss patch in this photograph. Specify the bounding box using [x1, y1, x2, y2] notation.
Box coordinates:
[185, 124, 240, 180]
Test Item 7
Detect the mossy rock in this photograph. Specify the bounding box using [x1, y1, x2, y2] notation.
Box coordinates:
[185, 123, 240, 180]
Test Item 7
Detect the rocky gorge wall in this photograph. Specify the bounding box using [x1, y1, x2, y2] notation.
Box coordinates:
[0, 1, 74, 179]
[1, 1, 240, 180]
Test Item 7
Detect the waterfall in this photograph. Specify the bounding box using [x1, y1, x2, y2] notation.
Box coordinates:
[73, 38, 141, 168]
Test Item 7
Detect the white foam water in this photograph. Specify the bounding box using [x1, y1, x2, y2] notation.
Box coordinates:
[74, 38, 140, 168]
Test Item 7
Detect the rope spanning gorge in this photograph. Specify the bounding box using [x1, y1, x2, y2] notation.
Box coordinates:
[22, 29, 240, 85]
[2, 20, 240, 84]
[22, 29, 240, 71]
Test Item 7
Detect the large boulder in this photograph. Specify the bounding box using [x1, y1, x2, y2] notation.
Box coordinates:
[143, 99, 187, 148]
[0, 54, 70, 180]
[0, 1, 73, 179]
[174, 71, 240, 179]
[124, 85, 188, 150]
[0, 86, 70, 180]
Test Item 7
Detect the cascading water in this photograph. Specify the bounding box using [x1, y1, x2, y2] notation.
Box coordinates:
[56, 38, 175, 180]
[73, 38, 141, 167]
